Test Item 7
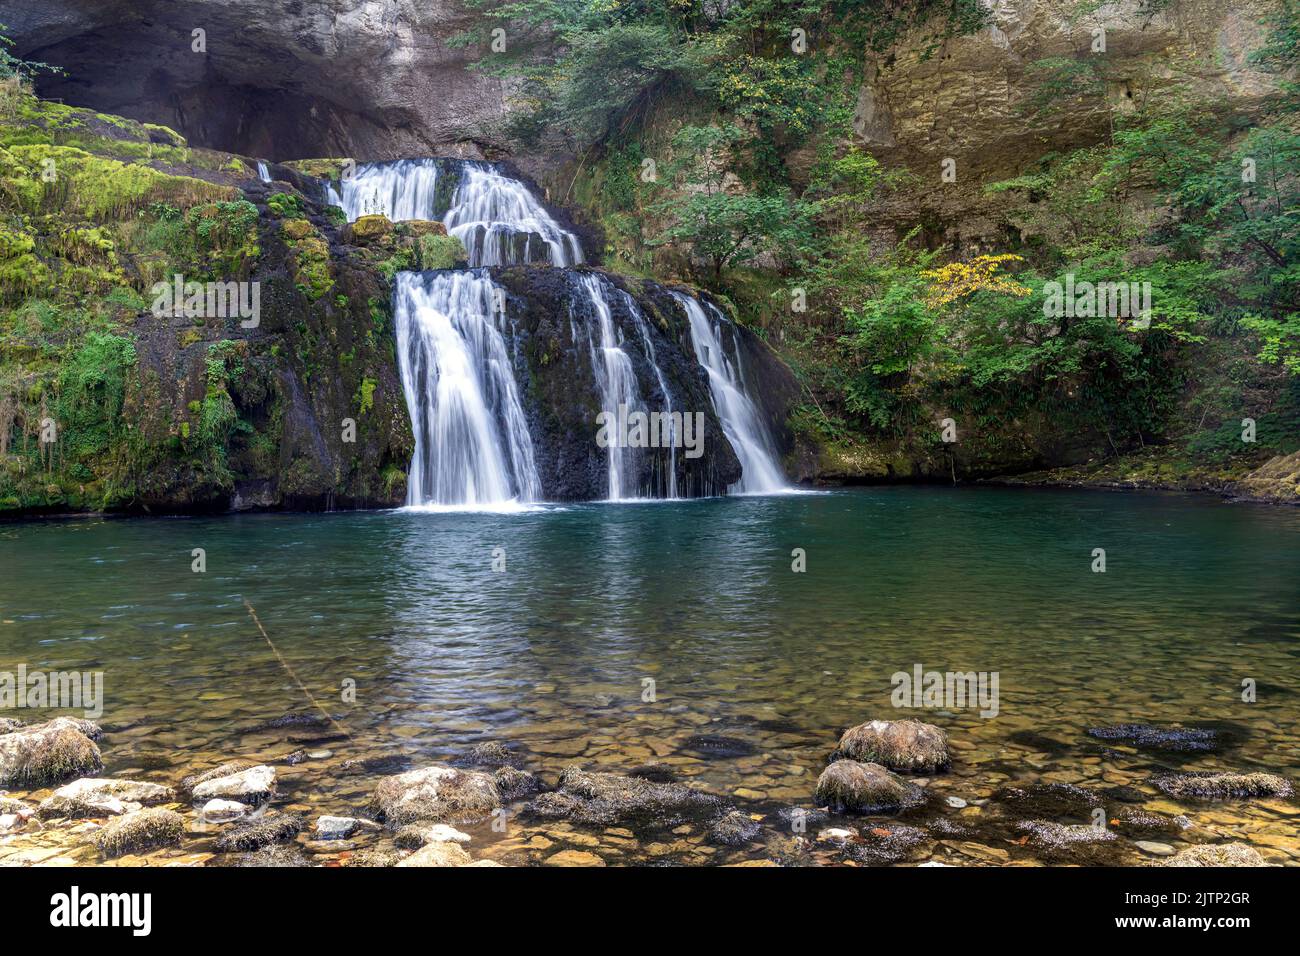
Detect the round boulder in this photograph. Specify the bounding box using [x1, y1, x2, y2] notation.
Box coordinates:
[832, 719, 950, 773]
[814, 760, 926, 813]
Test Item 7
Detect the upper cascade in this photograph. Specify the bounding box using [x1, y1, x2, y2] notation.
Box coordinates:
[329, 159, 583, 268]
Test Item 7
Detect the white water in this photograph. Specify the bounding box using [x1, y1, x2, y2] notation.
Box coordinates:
[394, 271, 541, 507]
[338, 158, 442, 222]
[575, 273, 643, 500]
[256, 161, 272, 183]
[338, 159, 785, 504]
[444, 164, 583, 267]
[333, 159, 582, 268]
[674, 292, 787, 494]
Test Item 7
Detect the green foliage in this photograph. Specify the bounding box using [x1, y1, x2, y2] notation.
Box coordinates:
[0, 23, 61, 80]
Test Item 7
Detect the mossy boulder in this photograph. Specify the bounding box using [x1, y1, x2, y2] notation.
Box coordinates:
[369, 765, 500, 826]
[343, 214, 394, 243]
[0, 719, 103, 788]
[38, 777, 176, 819]
[814, 760, 925, 814]
[93, 807, 185, 858]
[832, 718, 951, 774]
[1159, 843, 1268, 867]
[1150, 770, 1293, 801]
[212, 811, 303, 852]
[527, 766, 724, 829]
[399, 220, 448, 238]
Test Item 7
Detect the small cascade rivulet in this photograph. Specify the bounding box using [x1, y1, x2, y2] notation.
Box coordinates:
[320, 158, 786, 504]
[673, 292, 787, 494]
[257, 161, 272, 183]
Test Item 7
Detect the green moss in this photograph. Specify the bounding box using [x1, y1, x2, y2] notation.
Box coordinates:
[357, 377, 377, 415]
[415, 233, 469, 270]
[266, 191, 306, 219]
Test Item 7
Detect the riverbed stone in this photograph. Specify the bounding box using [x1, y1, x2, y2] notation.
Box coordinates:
[544, 849, 605, 866]
[814, 760, 925, 813]
[314, 815, 374, 840]
[708, 810, 762, 846]
[1150, 770, 1293, 801]
[93, 807, 185, 858]
[199, 799, 250, 823]
[212, 811, 303, 852]
[369, 765, 500, 825]
[1088, 723, 1226, 753]
[459, 740, 521, 769]
[991, 783, 1102, 819]
[41, 777, 176, 819]
[493, 765, 540, 799]
[0, 720, 103, 788]
[191, 765, 276, 805]
[395, 822, 472, 848]
[396, 840, 473, 867]
[842, 823, 931, 865]
[832, 719, 951, 773]
[526, 766, 724, 829]
[1159, 843, 1268, 867]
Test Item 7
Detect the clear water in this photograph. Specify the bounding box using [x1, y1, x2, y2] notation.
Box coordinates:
[1, 487, 1297, 865]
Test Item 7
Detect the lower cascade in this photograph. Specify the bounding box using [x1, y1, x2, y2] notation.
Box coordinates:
[357, 158, 787, 506]
[394, 271, 542, 507]
[674, 292, 788, 495]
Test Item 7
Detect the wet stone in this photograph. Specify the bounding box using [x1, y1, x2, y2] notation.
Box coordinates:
[1149, 770, 1293, 801]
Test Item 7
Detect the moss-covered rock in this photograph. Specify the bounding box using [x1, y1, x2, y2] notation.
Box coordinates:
[814, 760, 925, 814]
[369, 765, 501, 826]
[831, 719, 951, 774]
[0, 720, 103, 788]
[93, 807, 185, 858]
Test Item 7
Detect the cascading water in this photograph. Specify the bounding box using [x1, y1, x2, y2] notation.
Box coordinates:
[256, 161, 272, 183]
[315, 156, 786, 504]
[574, 273, 645, 501]
[332, 159, 582, 268]
[443, 164, 583, 268]
[673, 292, 787, 494]
[394, 271, 541, 507]
[339, 159, 442, 223]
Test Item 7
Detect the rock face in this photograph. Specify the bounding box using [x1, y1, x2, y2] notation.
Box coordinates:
[851, 0, 1285, 252]
[1230, 451, 1300, 505]
[832, 719, 951, 773]
[8, 1, 510, 162]
[369, 765, 501, 826]
[814, 760, 926, 814]
[527, 767, 724, 829]
[0, 719, 103, 788]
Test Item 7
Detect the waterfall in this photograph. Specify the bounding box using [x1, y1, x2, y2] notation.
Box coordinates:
[339, 159, 443, 223]
[673, 292, 787, 494]
[256, 161, 272, 183]
[443, 164, 583, 268]
[575, 273, 643, 500]
[330, 157, 784, 504]
[394, 271, 542, 508]
[335, 159, 582, 268]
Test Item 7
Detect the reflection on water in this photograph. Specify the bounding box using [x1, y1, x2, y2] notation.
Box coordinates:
[1, 487, 1298, 865]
